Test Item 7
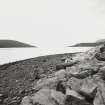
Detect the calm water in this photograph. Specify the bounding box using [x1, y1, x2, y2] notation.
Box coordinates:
[0, 47, 92, 65]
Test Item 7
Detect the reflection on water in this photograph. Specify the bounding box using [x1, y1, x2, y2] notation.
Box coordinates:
[0, 47, 93, 65]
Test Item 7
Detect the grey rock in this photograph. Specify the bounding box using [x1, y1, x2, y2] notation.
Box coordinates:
[56, 80, 66, 94]
[50, 89, 66, 105]
[97, 66, 105, 80]
[21, 88, 66, 105]
[96, 80, 105, 103]
[54, 69, 66, 80]
[95, 52, 105, 61]
[78, 78, 97, 100]
[56, 62, 78, 70]
[65, 88, 93, 105]
[21, 96, 32, 105]
[33, 77, 58, 91]
[33, 69, 67, 91]
[66, 77, 97, 103]
[65, 87, 93, 105]
[66, 77, 83, 91]
[94, 44, 105, 61]
[66, 88, 85, 100]
[21, 44, 105, 105]
[66, 63, 99, 79]
[93, 89, 105, 105]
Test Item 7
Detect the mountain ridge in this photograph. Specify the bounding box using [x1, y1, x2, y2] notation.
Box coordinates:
[70, 39, 105, 47]
[0, 40, 35, 48]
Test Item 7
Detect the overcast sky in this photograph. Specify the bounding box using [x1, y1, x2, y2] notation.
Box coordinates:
[0, 0, 105, 47]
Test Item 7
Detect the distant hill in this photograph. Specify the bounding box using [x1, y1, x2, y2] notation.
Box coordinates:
[0, 40, 35, 48]
[70, 39, 105, 47]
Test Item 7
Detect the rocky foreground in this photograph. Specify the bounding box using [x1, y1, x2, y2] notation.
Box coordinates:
[21, 44, 105, 105]
[1, 44, 105, 105]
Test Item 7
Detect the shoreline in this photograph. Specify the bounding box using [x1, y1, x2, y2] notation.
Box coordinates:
[0, 47, 92, 65]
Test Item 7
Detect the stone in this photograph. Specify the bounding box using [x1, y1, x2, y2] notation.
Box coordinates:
[96, 80, 105, 103]
[21, 96, 32, 105]
[79, 78, 97, 98]
[0, 94, 3, 104]
[54, 69, 66, 80]
[32, 88, 55, 105]
[33, 77, 58, 91]
[66, 77, 97, 104]
[65, 88, 92, 105]
[33, 69, 68, 91]
[100, 44, 105, 53]
[66, 77, 83, 92]
[32, 88, 65, 105]
[94, 44, 105, 61]
[0, 94, 3, 97]
[51, 89, 66, 105]
[66, 62, 99, 79]
[97, 66, 105, 80]
[56, 80, 66, 94]
[65, 57, 73, 63]
[56, 62, 78, 70]
[95, 52, 105, 61]
[70, 53, 86, 62]
[66, 88, 85, 100]
[61, 57, 67, 62]
[78, 78, 97, 104]
[93, 89, 105, 105]
[64, 95, 92, 105]
[21, 88, 66, 105]
[65, 46, 103, 64]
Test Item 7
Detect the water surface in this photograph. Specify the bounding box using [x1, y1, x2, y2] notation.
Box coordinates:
[0, 47, 92, 65]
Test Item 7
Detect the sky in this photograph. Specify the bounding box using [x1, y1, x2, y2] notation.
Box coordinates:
[0, 0, 105, 47]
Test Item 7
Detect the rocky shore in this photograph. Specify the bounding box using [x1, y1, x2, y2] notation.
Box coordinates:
[1, 44, 105, 105]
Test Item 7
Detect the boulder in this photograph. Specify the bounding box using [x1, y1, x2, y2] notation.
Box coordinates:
[61, 57, 67, 62]
[95, 52, 105, 61]
[54, 69, 66, 80]
[79, 81, 97, 98]
[33, 77, 58, 91]
[65, 48, 95, 63]
[96, 80, 105, 103]
[65, 45, 104, 64]
[21, 96, 32, 105]
[92, 77, 105, 104]
[21, 88, 66, 105]
[56, 80, 66, 94]
[66, 77, 97, 104]
[66, 77, 83, 91]
[33, 69, 67, 91]
[94, 44, 105, 61]
[51, 89, 66, 105]
[56, 62, 78, 70]
[65, 95, 93, 105]
[66, 63, 99, 79]
[65, 88, 92, 105]
[97, 66, 105, 80]
[93, 89, 105, 105]
[68, 53, 87, 62]
[0, 94, 3, 104]
[78, 78, 97, 104]
[100, 44, 105, 53]
[66, 88, 85, 100]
